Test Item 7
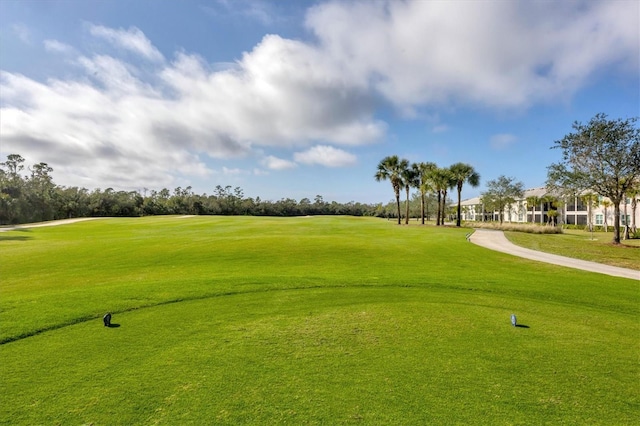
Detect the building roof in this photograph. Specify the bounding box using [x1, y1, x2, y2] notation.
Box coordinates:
[522, 187, 548, 198]
[460, 196, 482, 206]
[459, 187, 550, 206]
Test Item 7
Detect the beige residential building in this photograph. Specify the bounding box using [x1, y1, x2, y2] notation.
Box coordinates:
[458, 187, 639, 229]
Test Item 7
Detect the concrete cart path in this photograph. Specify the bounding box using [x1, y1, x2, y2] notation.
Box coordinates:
[469, 229, 639, 281]
[0, 217, 103, 232]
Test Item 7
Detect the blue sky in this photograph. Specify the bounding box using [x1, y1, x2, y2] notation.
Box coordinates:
[1, 0, 638, 204]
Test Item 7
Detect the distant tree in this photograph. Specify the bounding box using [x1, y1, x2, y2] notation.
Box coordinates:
[402, 163, 419, 224]
[375, 155, 409, 225]
[430, 168, 448, 226]
[298, 198, 311, 215]
[481, 176, 524, 224]
[540, 194, 559, 226]
[622, 191, 630, 240]
[525, 196, 540, 224]
[0, 154, 27, 224]
[431, 168, 455, 225]
[628, 185, 639, 233]
[601, 199, 612, 232]
[449, 162, 480, 227]
[1, 154, 26, 181]
[27, 162, 56, 222]
[414, 162, 437, 225]
[442, 171, 456, 225]
[57, 186, 91, 219]
[580, 192, 599, 232]
[547, 114, 640, 244]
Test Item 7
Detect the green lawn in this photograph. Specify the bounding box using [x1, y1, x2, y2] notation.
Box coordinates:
[1, 216, 638, 424]
[505, 229, 640, 270]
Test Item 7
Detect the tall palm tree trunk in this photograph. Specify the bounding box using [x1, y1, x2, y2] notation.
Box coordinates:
[405, 186, 410, 225]
[395, 191, 401, 225]
[441, 189, 448, 225]
[456, 186, 462, 226]
[531, 205, 535, 224]
[623, 197, 629, 240]
[631, 197, 637, 233]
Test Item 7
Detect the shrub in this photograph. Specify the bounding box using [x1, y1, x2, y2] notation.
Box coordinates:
[562, 224, 581, 230]
[593, 226, 613, 232]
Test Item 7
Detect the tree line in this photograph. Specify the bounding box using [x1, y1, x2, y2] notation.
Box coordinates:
[0, 154, 379, 225]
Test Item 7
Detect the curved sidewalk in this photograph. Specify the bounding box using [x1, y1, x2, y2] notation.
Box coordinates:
[469, 229, 640, 281]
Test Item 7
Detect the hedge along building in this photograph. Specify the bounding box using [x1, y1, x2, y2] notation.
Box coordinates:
[459, 187, 639, 231]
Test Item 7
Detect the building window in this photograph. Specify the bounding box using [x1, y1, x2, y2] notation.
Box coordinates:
[595, 214, 603, 225]
[621, 214, 630, 225]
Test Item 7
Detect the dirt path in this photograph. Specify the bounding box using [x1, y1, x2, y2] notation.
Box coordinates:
[469, 229, 639, 280]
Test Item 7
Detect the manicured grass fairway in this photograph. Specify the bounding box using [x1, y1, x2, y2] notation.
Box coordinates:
[1, 216, 638, 424]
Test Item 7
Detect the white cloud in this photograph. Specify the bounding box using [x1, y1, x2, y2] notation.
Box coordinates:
[0, 70, 209, 191]
[0, 22, 386, 191]
[432, 124, 449, 134]
[253, 168, 269, 176]
[222, 166, 246, 175]
[490, 134, 518, 150]
[76, 54, 151, 95]
[262, 155, 297, 170]
[44, 39, 75, 55]
[156, 35, 385, 154]
[11, 23, 32, 45]
[88, 24, 164, 62]
[203, 0, 281, 26]
[294, 145, 357, 167]
[306, 0, 639, 109]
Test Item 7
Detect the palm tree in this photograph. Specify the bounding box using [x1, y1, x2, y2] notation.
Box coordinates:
[622, 184, 639, 239]
[441, 171, 456, 225]
[375, 156, 409, 225]
[581, 192, 599, 232]
[546, 197, 564, 226]
[401, 164, 419, 225]
[449, 163, 480, 227]
[526, 196, 540, 223]
[431, 167, 453, 226]
[601, 199, 612, 232]
[628, 185, 639, 233]
[413, 162, 437, 225]
[540, 194, 557, 225]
